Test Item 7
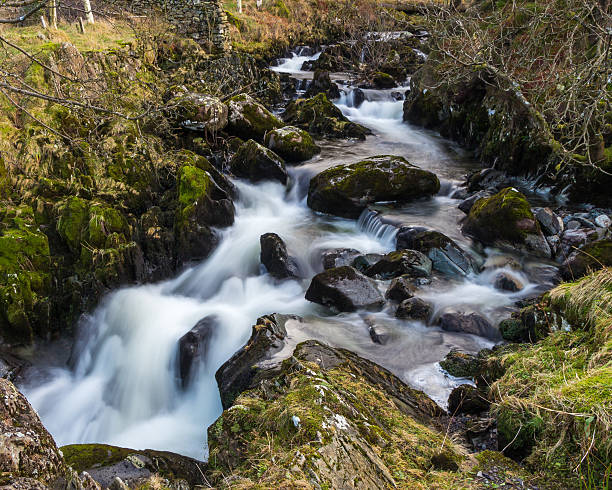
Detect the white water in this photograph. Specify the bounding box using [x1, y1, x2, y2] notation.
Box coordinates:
[270, 48, 321, 75]
[22, 54, 556, 460]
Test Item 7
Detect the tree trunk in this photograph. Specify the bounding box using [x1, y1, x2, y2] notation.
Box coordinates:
[83, 0, 95, 24]
[49, 0, 57, 29]
[237, 0, 242, 13]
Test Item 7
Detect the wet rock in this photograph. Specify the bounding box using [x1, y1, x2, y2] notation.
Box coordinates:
[561, 239, 612, 280]
[226, 93, 283, 142]
[0, 349, 28, 381]
[368, 324, 391, 345]
[264, 126, 320, 163]
[305, 69, 341, 99]
[385, 275, 417, 302]
[284, 93, 370, 140]
[366, 249, 432, 280]
[352, 88, 366, 107]
[395, 297, 432, 321]
[351, 253, 384, 273]
[493, 272, 523, 292]
[260, 233, 299, 279]
[322, 248, 361, 270]
[534, 208, 563, 236]
[482, 255, 522, 270]
[466, 168, 508, 193]
[372, 72, 397, 89]
[230, 139, 287, 184]
[440, 350, 480, 378]
[595, 214, 611, 229]
[0, 378, 67, 486]
[172, 93, 228, 132]
[307, 155, 440, 218]
[397, 228, 476, 277]
[458, 191, 490, 214]
[178, 315, 217, 388]
[559, 228, 588, 258]
[439, 312, 497, 339]
[448, 385, 490, 415]
[305, 266, 384, 312]
[546, 235, 560, 256]
[462, 188, 551, 258]
[215, 313, 299, 409]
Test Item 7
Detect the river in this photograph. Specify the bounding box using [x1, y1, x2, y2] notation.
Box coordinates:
[21, 48, 556, 460]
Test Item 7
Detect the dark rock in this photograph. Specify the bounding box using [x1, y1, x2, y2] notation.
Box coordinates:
[352, 88, 366, 107]
[284, 93, 370, 140]
[307, 155, 440, 218]
[369, 324, 390, 345]
[447, 385, 490, 415]
[230, 140, 287, 184]
[351, 253, 384, 273]
[397, 228, 476, 276]
[305, 266, 384, 312]
[458, 191, 490, 214]
[385, 275, 416, 302]
[440, 350, 480, 378]
[462, 188, 551, 258]
[305, 69, 341, 99]
[264, 126, 320, 163]
[322, 248, 361, 270]
[534, 207, 563, 236]
[215, 313, 298, 409]
[172, 92, 228, 132]
[226, 93, 283, 142]
[396, 297, 432, 321]
[178, 315, 217, 388]
[366, 249, 432, 280]
[260, 233, 299, 279]
[439, 312, 497, 339]
[561, 239, 612, 280]
[372, 72, 397, 89]
[493, 272, 523, 292]
[467, 168, 507, 193]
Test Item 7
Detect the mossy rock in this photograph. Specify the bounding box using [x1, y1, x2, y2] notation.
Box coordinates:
[307, 155, 440, 218]
[372, 72, 397, 89]
[229, 139, 287, 184]
[561, 239, 612, 280]
[172, 93, 228, 132]
[462, 187, 550, 257]
[264, 126, 320, 163]
[226, 93, 282, 142]
[0, 155, 11, 199]
[284, 93, 370, 140]
[439, 350, 481, 378]
[56, 197, 90, 254]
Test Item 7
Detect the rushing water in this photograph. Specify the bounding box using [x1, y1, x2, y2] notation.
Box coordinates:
[22, 48, 557, 460]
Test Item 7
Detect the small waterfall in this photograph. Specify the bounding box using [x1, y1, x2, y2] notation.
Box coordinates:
[357, 209, 398, 245]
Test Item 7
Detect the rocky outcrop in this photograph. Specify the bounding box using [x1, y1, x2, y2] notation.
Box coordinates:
[264, 126, 320, 163]
[305, 69, 341, 99]
[215, 313, 298, 409]
[305, 266, 384, 312]
[307, 155, 440, 218]
[226, 94, 283, 142]
[283, 93, 369, 140]
[561, 239, 612, 280]
[178, 315, 217, 388]
[385, 274, 416, 302]
[230, 139, 288, 184]
[260, 233, 299, 279]
[172, 92, 228, 132]
[462, 188, 551, 257]
[207, 340, 464, 488]
[366, 249, 432, 279]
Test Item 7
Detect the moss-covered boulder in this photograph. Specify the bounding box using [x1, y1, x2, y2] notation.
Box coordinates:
[207, 340, 472, 488]
[0, 206, 51, 345]
[560, 239, 612, 280]
[395, 297, 433, 321]
[440, 350, 481, 379]
[305, 266, 384, 312]
[305, 69, 341, 99]
[307, 155, 440, 218]
[366, 249, 433, 279]
[264, 126, 320, 163]
[226, 93, 283, 142]
[230, 139, 287, 184]
[372, 71, 397, 89]
[284, 93, 370, 140]
[462, 188, 551, 257]
[175, 164, 235, 264]
[172, 92, 228, 132]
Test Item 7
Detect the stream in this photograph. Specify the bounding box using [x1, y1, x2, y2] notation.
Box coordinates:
[21, 47, 558, 460]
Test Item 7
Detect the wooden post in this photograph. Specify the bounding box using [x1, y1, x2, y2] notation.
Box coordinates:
[237, 0, 242, 13]
[83, 0, 95, 24]
[49, 0, 57, 29]
[78, 17, 86, 34]
[40, 16, 48, 29]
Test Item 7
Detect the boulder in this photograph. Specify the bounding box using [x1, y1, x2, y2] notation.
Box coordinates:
[307, 155, 440, 218]
[264, 126, 320, 163]
[172, 93, 228, 132]
[385, 275, 417, 302]
[439, 312, 497, 339]
[458, 191, 491, 215]
[321, 248, 361, 270]
[305, 69, 341, 99]
[372, 72, 396, 89]
[284, 93, 369, 140]
[396, 228, 476, 277]
[439, 350, 480, 378]
[368, 324, 391, 345]
[305, 266, 384, 312]
[226, 93, 283, 142]
[493, 272, 523, 292]
[462, 188, 551, 258]
[178, 315, 217, 388]
[215, 313, 297, 409]
[395, 297, 432, 322]
[260, 233, 299, 279]
[230, 139, 287, 184]
[351, 253, 384, 273]
[561, 239, 612, 280]
[534, 207, 563, 236]
[447, 385, 490, 415]
[366, 249, 432, 280]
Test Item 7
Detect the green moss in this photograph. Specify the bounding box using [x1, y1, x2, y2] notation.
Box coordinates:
[87, 204, 129, 249]
[226, 94, 282, 141]
[178, 166, 211, 208]
[60, 444, 132, 473]
[56, 197, 90, 254]
[272, 0, 290, 18]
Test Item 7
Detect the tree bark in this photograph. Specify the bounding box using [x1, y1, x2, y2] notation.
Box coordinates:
[83, 0, 94, 24]
[237, 0, 242, 13]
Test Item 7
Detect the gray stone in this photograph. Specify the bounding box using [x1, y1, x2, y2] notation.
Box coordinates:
[595, 214, 611, 229]
[534, 207, 563, 236]
[395, 297, 432, 322]
[439, 312, 497, 339]
[322, 248, 361, 270]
